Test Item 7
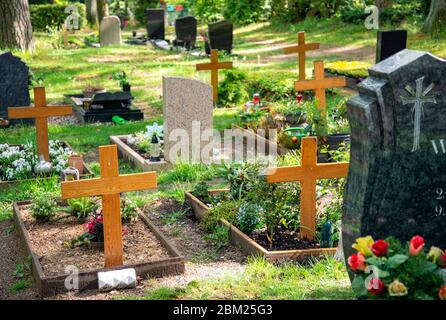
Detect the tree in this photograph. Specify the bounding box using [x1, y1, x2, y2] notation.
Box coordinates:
[0, 0, 34, 51]
[423, 0, 446, 34]
[97, 0, 110, 23]
[86, 0, 99, 28]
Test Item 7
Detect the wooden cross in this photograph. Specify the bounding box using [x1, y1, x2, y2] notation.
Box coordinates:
[8, 87, 72, 161]
[266, 137, 349, 240]
[283, 32, 320, 81]
[196, 49, 233, 103]
[294, 60, 346, 116]
[61, 145, 157, 268]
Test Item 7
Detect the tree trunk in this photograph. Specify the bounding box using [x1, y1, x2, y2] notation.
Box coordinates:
[424, 0, 446, 34]
[374, 0, 393, 10]
[0, 0, 34, 51]
[97, 0, 110, 23]
[86, 0, 99, 28]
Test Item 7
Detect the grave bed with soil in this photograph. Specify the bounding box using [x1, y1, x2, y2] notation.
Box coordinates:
[14, 200, 185, 298]
[0, 141, 94, 190]
[110, 135, 170, 172]
[185, 190, 336, 261]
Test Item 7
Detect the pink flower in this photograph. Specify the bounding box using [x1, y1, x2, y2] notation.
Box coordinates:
[409, 235, 425, 256]
[348, 252, 367, 272]
[368, 278, 385, 296]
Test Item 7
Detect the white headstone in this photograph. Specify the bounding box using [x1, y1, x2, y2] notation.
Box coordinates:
[163, 76, 214, 164]
[100, 16, 121, 46]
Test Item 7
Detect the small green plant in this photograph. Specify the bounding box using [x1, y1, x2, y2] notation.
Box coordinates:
[9, 280, 32, 292]
[63, 197, 97, 221]
[202, 200, 240, 232]
[236, 203, 264, 234]
[30, 192, 57, 221]
[112, 71, 130, 87]
[121, 198, 139, 222]
[218, 69, 249, 107]
[191, 181, 213, 205]
[204, 224, 230, 252]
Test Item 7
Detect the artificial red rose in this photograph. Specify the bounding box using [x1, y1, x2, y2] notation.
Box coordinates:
[409, 235, 425, 256]
[348, 252, 366, 272]
[368, 277, 386, 296]
[440, 251, 446, 268]
[372, 240, 389, 257]
[439, 285, 446, 300]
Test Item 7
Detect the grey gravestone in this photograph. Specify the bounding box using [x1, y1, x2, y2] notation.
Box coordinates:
[100, 15, 122, 46]
[0, 52, 31, 125]
[147, 9, 165, 40]
[163, 77, 213, 164]
[376, 30, 407, 63]
[343, 49, 446, 263]
[174, 16, 197, 50]
[208, 20, 233, 53]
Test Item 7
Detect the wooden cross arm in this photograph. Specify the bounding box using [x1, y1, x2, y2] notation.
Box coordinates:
[312, 162, 350, 179]
[266, 166, 307, 183]
[294, 77, 346, 91]
[61, 172, 157, 199]
[196, 62, 233, 71]
[8, 105, 72, 119]
[283, 43, 319, 54]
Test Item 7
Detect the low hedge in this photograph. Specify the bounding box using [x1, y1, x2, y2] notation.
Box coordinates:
[30, 3, 86, 32]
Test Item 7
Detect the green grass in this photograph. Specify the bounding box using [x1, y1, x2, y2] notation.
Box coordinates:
[130, 256, 354, 300]
[9, 280, 32, 293]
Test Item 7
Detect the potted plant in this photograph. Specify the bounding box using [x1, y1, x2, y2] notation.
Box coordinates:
[68, 153, 84, 174]
[112, 71, 131, 92]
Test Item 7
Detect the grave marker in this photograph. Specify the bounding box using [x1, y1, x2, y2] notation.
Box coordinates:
[61, 145, 157, 268]
[283, 32, 320, 81]
[343, 49, 446, 260]
[174, 16, 197, 50]
[163, 76, 213, 164]
[0, 52, 31, 124]
[294, 60, 346, 117]
[147, 8, 165, 40]
[100, 15, 122, 46]
[196, 49, 233, 103]
[376, 30, 407, 63]
[267, 137, 349, 239]
[8, 87, 72, 161]
[208, 20, 233, 53]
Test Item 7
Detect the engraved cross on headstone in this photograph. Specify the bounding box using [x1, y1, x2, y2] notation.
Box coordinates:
[401, 76, 437, 152]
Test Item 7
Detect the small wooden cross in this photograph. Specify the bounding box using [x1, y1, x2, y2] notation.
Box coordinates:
[283, 32, 320, 81]
[61, 145, 157, 268]
[294, 60, 346, 116]
[8, 87, 72, 161]
[196, 49, 233, 103]
[266, 137, 349, 240]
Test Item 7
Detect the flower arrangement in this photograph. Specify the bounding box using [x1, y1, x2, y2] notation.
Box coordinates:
[126, 122, 164, 154]
[347, 235, 446, 300]
[0, 141, 72, 181]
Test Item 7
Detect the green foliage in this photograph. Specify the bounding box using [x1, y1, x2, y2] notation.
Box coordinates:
[271, 0, 343, 22]
[9, 280, 32, 293]
[236, 203, 263, 234]
[158, 163, 220, 185]
[202, 200, 240, 232]
[191, 181, 213, 205]
[121, 198, 139, 222]
[112, 71, 130, 86]
[204, 224, 230, 252]
[63, 197, 97, 221]
[223, 0, 269, 25]
[189, 0, 224, 23]
[30, 3, 87, 32]
[30, 192, 57, 221]
[325, 61, 370, 79]
[133, 0, 160, 24]
[218, 69, 249, 107]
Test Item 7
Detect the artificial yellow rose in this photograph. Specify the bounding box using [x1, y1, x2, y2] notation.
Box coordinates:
[352, 236, 374, 256]
[389, 280, 408, 297]
[428, 246, 444, 263]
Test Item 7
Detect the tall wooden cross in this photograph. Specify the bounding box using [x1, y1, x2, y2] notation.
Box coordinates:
[283, 32, 320, 81]
[8, 87, 72, 161]
[266, 137, 349, 240]
[61, 145, 157, 268]
[294, 60, 346, 117]
[196, 49, 233, 103]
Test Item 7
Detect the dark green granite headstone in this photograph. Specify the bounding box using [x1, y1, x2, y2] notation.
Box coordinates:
[343, 49, 446, 261]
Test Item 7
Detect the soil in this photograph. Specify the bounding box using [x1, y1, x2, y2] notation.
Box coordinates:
[19, 204, 171, 276]
[250, 227, 321, 251]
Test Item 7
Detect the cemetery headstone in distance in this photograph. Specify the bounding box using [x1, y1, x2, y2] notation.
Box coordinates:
[376, 30, 407, 63]
[343, 49, 446, 261]
[208, 20, 233, 54]
[147, 8, 165, 40]
[100, 15, 122, 46]
[0, 52, 31, 126]
[174, 16, 197, 50]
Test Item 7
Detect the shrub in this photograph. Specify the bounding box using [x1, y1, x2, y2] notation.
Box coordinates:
[236, 203, 263, 234]
[218, 69, 249, 107]
[201, 200, 240, 231]
[30, 192, 57, 221]
[189, 0, 224, 23]
[223, 0, 269, 25]
[271, 0, 343, 22]
[30, 3, 86, 32]
[121, 198, 139, 222]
